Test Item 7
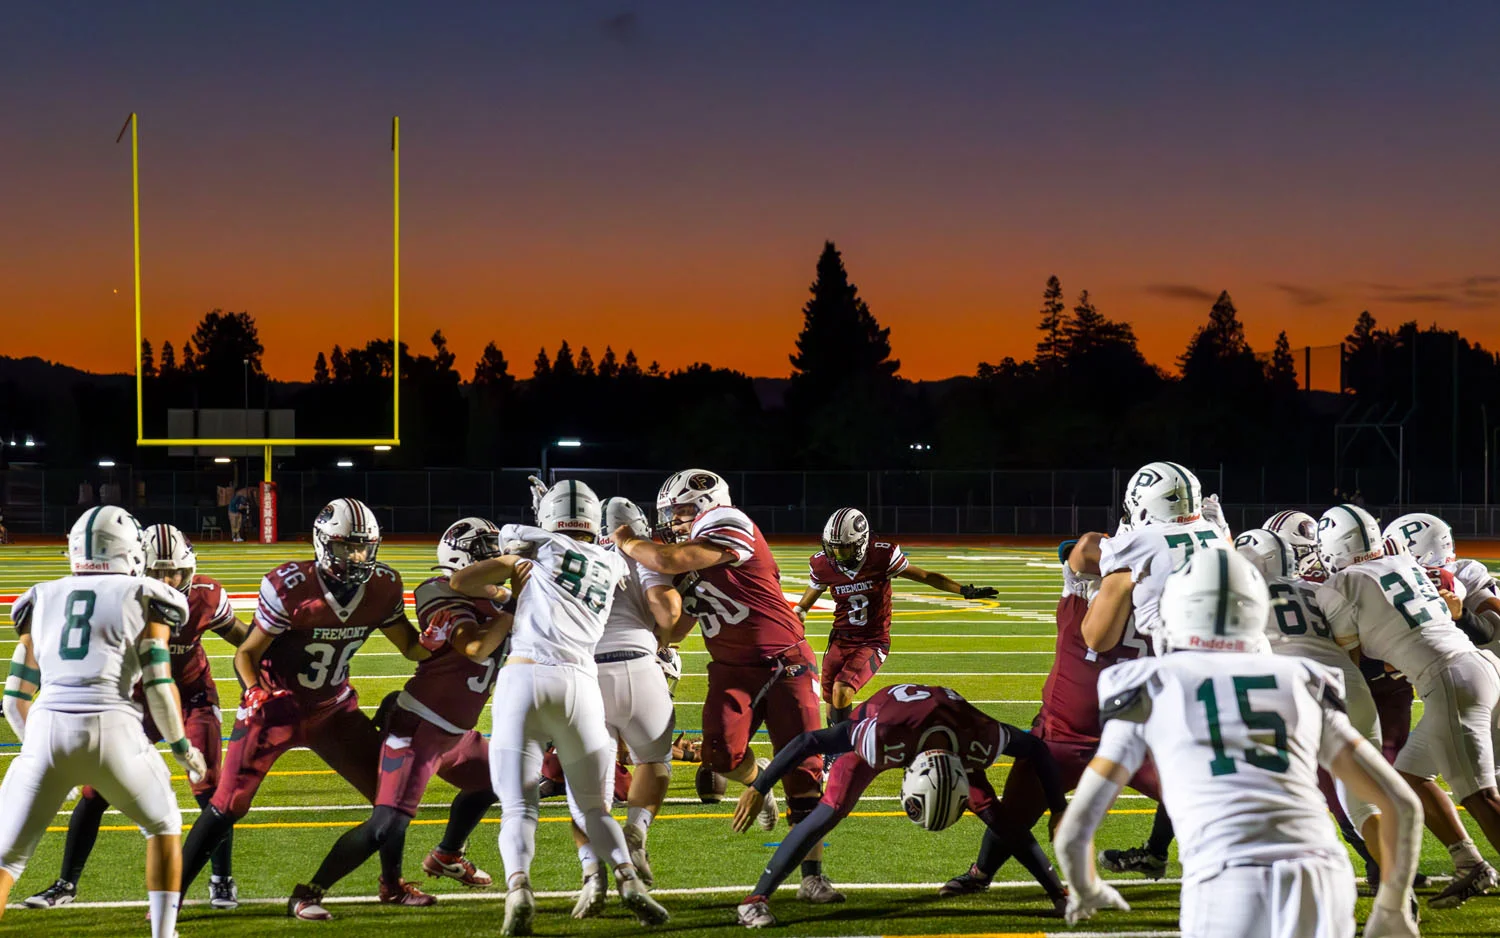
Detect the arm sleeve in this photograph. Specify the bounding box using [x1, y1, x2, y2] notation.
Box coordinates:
[1054, 763, 1127, 899]
[1000, 725, 1068, 814]
[254, 574, 292, 635]
[1094, 716, 1150, 776]
[752, 724, 856, 795]
[1316, 705, 1367, 770]
[8, 587, 36, 634]
[3, 643, 37, 739]
[137, 635, 191, 755]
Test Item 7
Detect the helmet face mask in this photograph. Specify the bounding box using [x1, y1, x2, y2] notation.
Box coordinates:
[900, 749, 970, 832]
[1122, 461, 1202, 527]
[1159, 545, 1272, 654]
[822, 508, 871, 577]
[655, 469, 731, 543]
[313, 499, 383, 589]
[436, 517, 501, 572]
[144, 523, 197, 593]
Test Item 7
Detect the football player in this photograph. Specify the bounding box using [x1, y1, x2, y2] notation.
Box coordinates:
[564, 497, 682, 917]
[177, 498, 429, 901]
[728, 682, 1066, 928]
[937, 533, 1156, 904]
[25, 524, 249, 912]
[289, 517, 511, 919]
[790, 508, 997, 728]
[1318, 502, 1500, 908]
[1385, 512, 1500, 644]
[1088, 462, 1227, 877]
[612, 469, 841, 903]
[450, 480, 668, 936]
[1056, 547, 1422, 938]
[0, 507, 205, 938]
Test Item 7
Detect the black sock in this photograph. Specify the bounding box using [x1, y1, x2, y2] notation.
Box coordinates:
[1145, 803, 1174, 858]
[438, 788, 498, 854]
[311, 822, 382, 892]
[974, 827, 1012, 879]
[181, 805, 237, 897]
[1013, 833, 1067, 901]
[801, 859, 822, 879]
[1337, 815, 1377, 872]
[378, 811, 412, 884]
[826, 706, 852, 727]
[60, 792, 110, 885]
[197, 793, 234, 880]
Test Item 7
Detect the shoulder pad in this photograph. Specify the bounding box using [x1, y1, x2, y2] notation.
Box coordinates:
[1097, 657, 1161, 724]
[692, 505, 752, 535]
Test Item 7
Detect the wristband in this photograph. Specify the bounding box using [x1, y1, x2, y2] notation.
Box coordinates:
[170, 738, 192, 757]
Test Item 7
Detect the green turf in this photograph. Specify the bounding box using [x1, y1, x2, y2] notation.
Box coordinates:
[0, 541, 1498, 936]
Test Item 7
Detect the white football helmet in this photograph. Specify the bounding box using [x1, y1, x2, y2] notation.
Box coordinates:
[144, 523, 197, 591]
[1159, 545, 1272, 654]
[1264, 510, 1323, 578]
[68, 506, 146, 576]
[656, 469, 731, 541]
[1122, 461, 1202, 526]
[313, 498, 382, 588]
[600, 497, 651, 547]
[1382, 533, 1410, 557]
[436, 517, 502, 572]
[1383, 513, 1455, 569]
[822, 508, 871, 577]
[1316, 504, 1383, 574]
[656, 646, 683, 697]
[900, 749, 969, 832]
[537, 479, 603, 539]
[1234, 528, 1296, 581]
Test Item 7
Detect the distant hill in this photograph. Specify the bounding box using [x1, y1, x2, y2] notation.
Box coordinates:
[0, 356, 131, 391]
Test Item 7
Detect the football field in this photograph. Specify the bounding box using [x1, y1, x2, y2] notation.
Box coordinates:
[1, 539, 1498, 937]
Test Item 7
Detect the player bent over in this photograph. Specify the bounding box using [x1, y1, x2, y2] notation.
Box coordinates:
[26, 523, 249, 911]
[0, 507, 207, 938]
[1056, 546, 1422, 938]
[616, 469, 840, 903]
[289, 517, 511, 919]
[791, 507, 996, 728]
[178, 498, 429, 900]
[728, 682, 1066, 928]
[451, 481, 669, 936]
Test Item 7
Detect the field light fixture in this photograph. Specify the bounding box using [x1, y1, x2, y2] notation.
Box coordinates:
[337, 459, 355, 468]
[98, 459, 115, 468]
[557, 438, 582, 447]
[373, 444, 392, 451]
[213, 457, 232, 464]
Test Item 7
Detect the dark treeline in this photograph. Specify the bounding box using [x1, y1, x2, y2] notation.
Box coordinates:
[45, 241, 1500, 500]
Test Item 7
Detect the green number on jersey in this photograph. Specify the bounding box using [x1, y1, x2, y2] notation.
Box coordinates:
[1195, 674, 1290, 776]
[555, 550, 608, 614]
[1165, 530, 1222, 570]
[1267, 583, 1308, 636]
[59, 589, 96, 661]
[1378, 571, 1436, 630]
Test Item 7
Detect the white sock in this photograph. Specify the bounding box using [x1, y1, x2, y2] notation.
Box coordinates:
[578, 844, 600, 878]
[1449, 839, 1484, 871]
[627, 806, 654, 834]
[148, 891, 178, 938]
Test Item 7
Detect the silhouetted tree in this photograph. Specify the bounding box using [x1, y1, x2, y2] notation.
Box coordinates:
[554, 341, 577, 378]
[330, 345, 350, 382]
[473, 343, 514, 389]
[622, 350, 641, 377]
[789, 241, 899, 399]
[578, 346, 595, 377]
[313, 352, 330, 385]
[140, 340, 156, 379]
[180, 340, 197, 373]
[533, 347, 551, 379]
[1268, 331, 1299, 396]
[598, 346, 619, 379]
[1034, 275, 1067, 373]
[159, 341, 177, 375]
[191, 310, 264, 379]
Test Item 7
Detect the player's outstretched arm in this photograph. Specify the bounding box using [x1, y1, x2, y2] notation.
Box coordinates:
[3, 635, 38, 740]
[451, 612, 514, 664]
[449, 555, 526, 599]
[1330, 737, 1422, 938]
[1054, 756, 1132, 925]
[645, 584, 687, 644]
[1080, 572, 1134, 652]
[790, 584, 824, 622]
[381, 618, 431, 661]
[233, 626, 274, 693]
[731, 724, 856, 833]
[613, 528, 731, 576]
[898, 565, 998, 599]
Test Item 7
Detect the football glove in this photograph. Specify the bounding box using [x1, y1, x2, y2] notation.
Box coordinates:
[1064, 878, 1130, 924]
[959, 584, 998, 600]
[671, 733, 703, 763]
[657, 647, 683, 697]
[527, 475, 548, 521]
[792, 605, 807, 623]
[237, 685, 290, 721]
[420, 608, 471, 652]
[176, 744, 208, 785]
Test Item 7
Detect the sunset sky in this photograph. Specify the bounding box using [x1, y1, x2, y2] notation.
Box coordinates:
[4, 3, 1499, 382]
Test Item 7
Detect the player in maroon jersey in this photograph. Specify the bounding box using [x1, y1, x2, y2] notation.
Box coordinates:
[613, 468, 841, 903]
[25, 523, 251, 911]
[938, 534, 1161, 899]
[289, 518, 513, 919]
[177, 498, 429, 903]
[728, 682, 1067, 928]
[791, 507, 997, 727]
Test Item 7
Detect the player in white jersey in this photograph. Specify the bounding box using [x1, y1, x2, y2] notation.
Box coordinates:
[564, 496, 682, 916]
[1236, 528, 1387, 869]
[449, 480, 669, 936]
[1384, 512, 1500, 647]
[1317, 502, 1500, 908]
[0, 506, 207, 938]
[1087, 461, 1228, 876]
[1056, 546, 1422, 938]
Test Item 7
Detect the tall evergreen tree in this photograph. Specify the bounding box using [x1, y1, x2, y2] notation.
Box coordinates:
[159, 341, 177, 375]
[313, 352, 330, 385]
[473, 343, 514, 388]
[1034, 275, 1067, 370]
[598, 346, 619, 380]
[577, 346, 595, 377]
[533, 347, 552, 379]
[622, 349, 641, 377]
[1178, 291, 1259, 386]
[181, 340, 197, 373]
[191, 310, 264, 377]
[429, 330, 456, 375]
[554, 341, 577, 378]
[1268, 330, 1299, 395]
[140, 339, 156, 379]
[789, 241, 899, 397]
[330, 345, 350, 382]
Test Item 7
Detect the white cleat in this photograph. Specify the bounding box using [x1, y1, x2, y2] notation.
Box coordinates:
[572, 870, 607, 919]
[625, 823, 655, 886]
[617, 869, 671, 926]
[755, 758, 779, 831]
[797, 873, 845, 904]
[503, 881, 536, 936]
[737, 897, 776, 928]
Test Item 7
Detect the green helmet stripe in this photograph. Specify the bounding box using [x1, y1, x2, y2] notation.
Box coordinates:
[83, 507, 101, 561]
[1266, 530, 1291, 577]
[1164, 461, 1195, 514]
[1338, 504, 1369, 551]
[1214, 549, 1230, 635]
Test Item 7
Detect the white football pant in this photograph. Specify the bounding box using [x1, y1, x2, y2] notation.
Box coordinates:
[1180, 853, 1355, 938]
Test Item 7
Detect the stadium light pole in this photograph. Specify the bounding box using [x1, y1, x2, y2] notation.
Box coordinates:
[540, 438, 583, 483]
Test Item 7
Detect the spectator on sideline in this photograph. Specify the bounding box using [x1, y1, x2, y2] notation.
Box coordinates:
[229, 488, 251, 542]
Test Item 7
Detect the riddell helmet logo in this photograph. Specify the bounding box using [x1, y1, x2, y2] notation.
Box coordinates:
[1188, 635, 1253, 651]
[554, 519, 592, 530]
[74, 560, 112, 571]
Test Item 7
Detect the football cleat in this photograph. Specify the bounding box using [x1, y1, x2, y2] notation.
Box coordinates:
[209, 874, 239, 910]
[1098, 846, 1168, 879]
[797, 874, 845, 904]
[422, 848, 492, 887]
[287, 883, 332, 921]
[571, 870, 608, 919]
[755, 758, 779, 831]
[625, 823, 654, 887]
[1430, 861, 1499, 909]
[617, 869, 671, 926]
[502, 879, 536, 936]
[24, 879, 77, 909]
[737, 897, 777, 928]
[937, 866, 992, 897]
[379, 876, 436, 907]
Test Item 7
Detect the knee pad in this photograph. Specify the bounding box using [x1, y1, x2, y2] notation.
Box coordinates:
[787, 796, 821, 826]
[369, 805, 411, 843]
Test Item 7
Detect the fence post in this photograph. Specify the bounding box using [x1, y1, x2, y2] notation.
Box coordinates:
[426, 470, 432, 534]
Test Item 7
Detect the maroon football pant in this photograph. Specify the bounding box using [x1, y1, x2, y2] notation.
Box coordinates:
[820, 641, 888, 702]
[377, 708, 492, 816]
[997, 728, 1161, 833]
[1372, 678, 1415, 763]
[703, 659, 823, 799]
[212, 690, 382, 817]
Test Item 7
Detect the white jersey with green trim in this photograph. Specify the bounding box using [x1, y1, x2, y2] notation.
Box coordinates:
[1318, 554, 1473, 695]
[1098, 519, 1228, 638]
[1445, 558, 1499, 614]
[1096, 652, 1359, 883]
[1262, 574, 1357, 658]
[500, 524, 628, 674]
[13, 574, 188, 716]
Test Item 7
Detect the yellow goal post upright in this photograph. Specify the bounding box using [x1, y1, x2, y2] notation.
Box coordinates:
[119, 113, 402, 540]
